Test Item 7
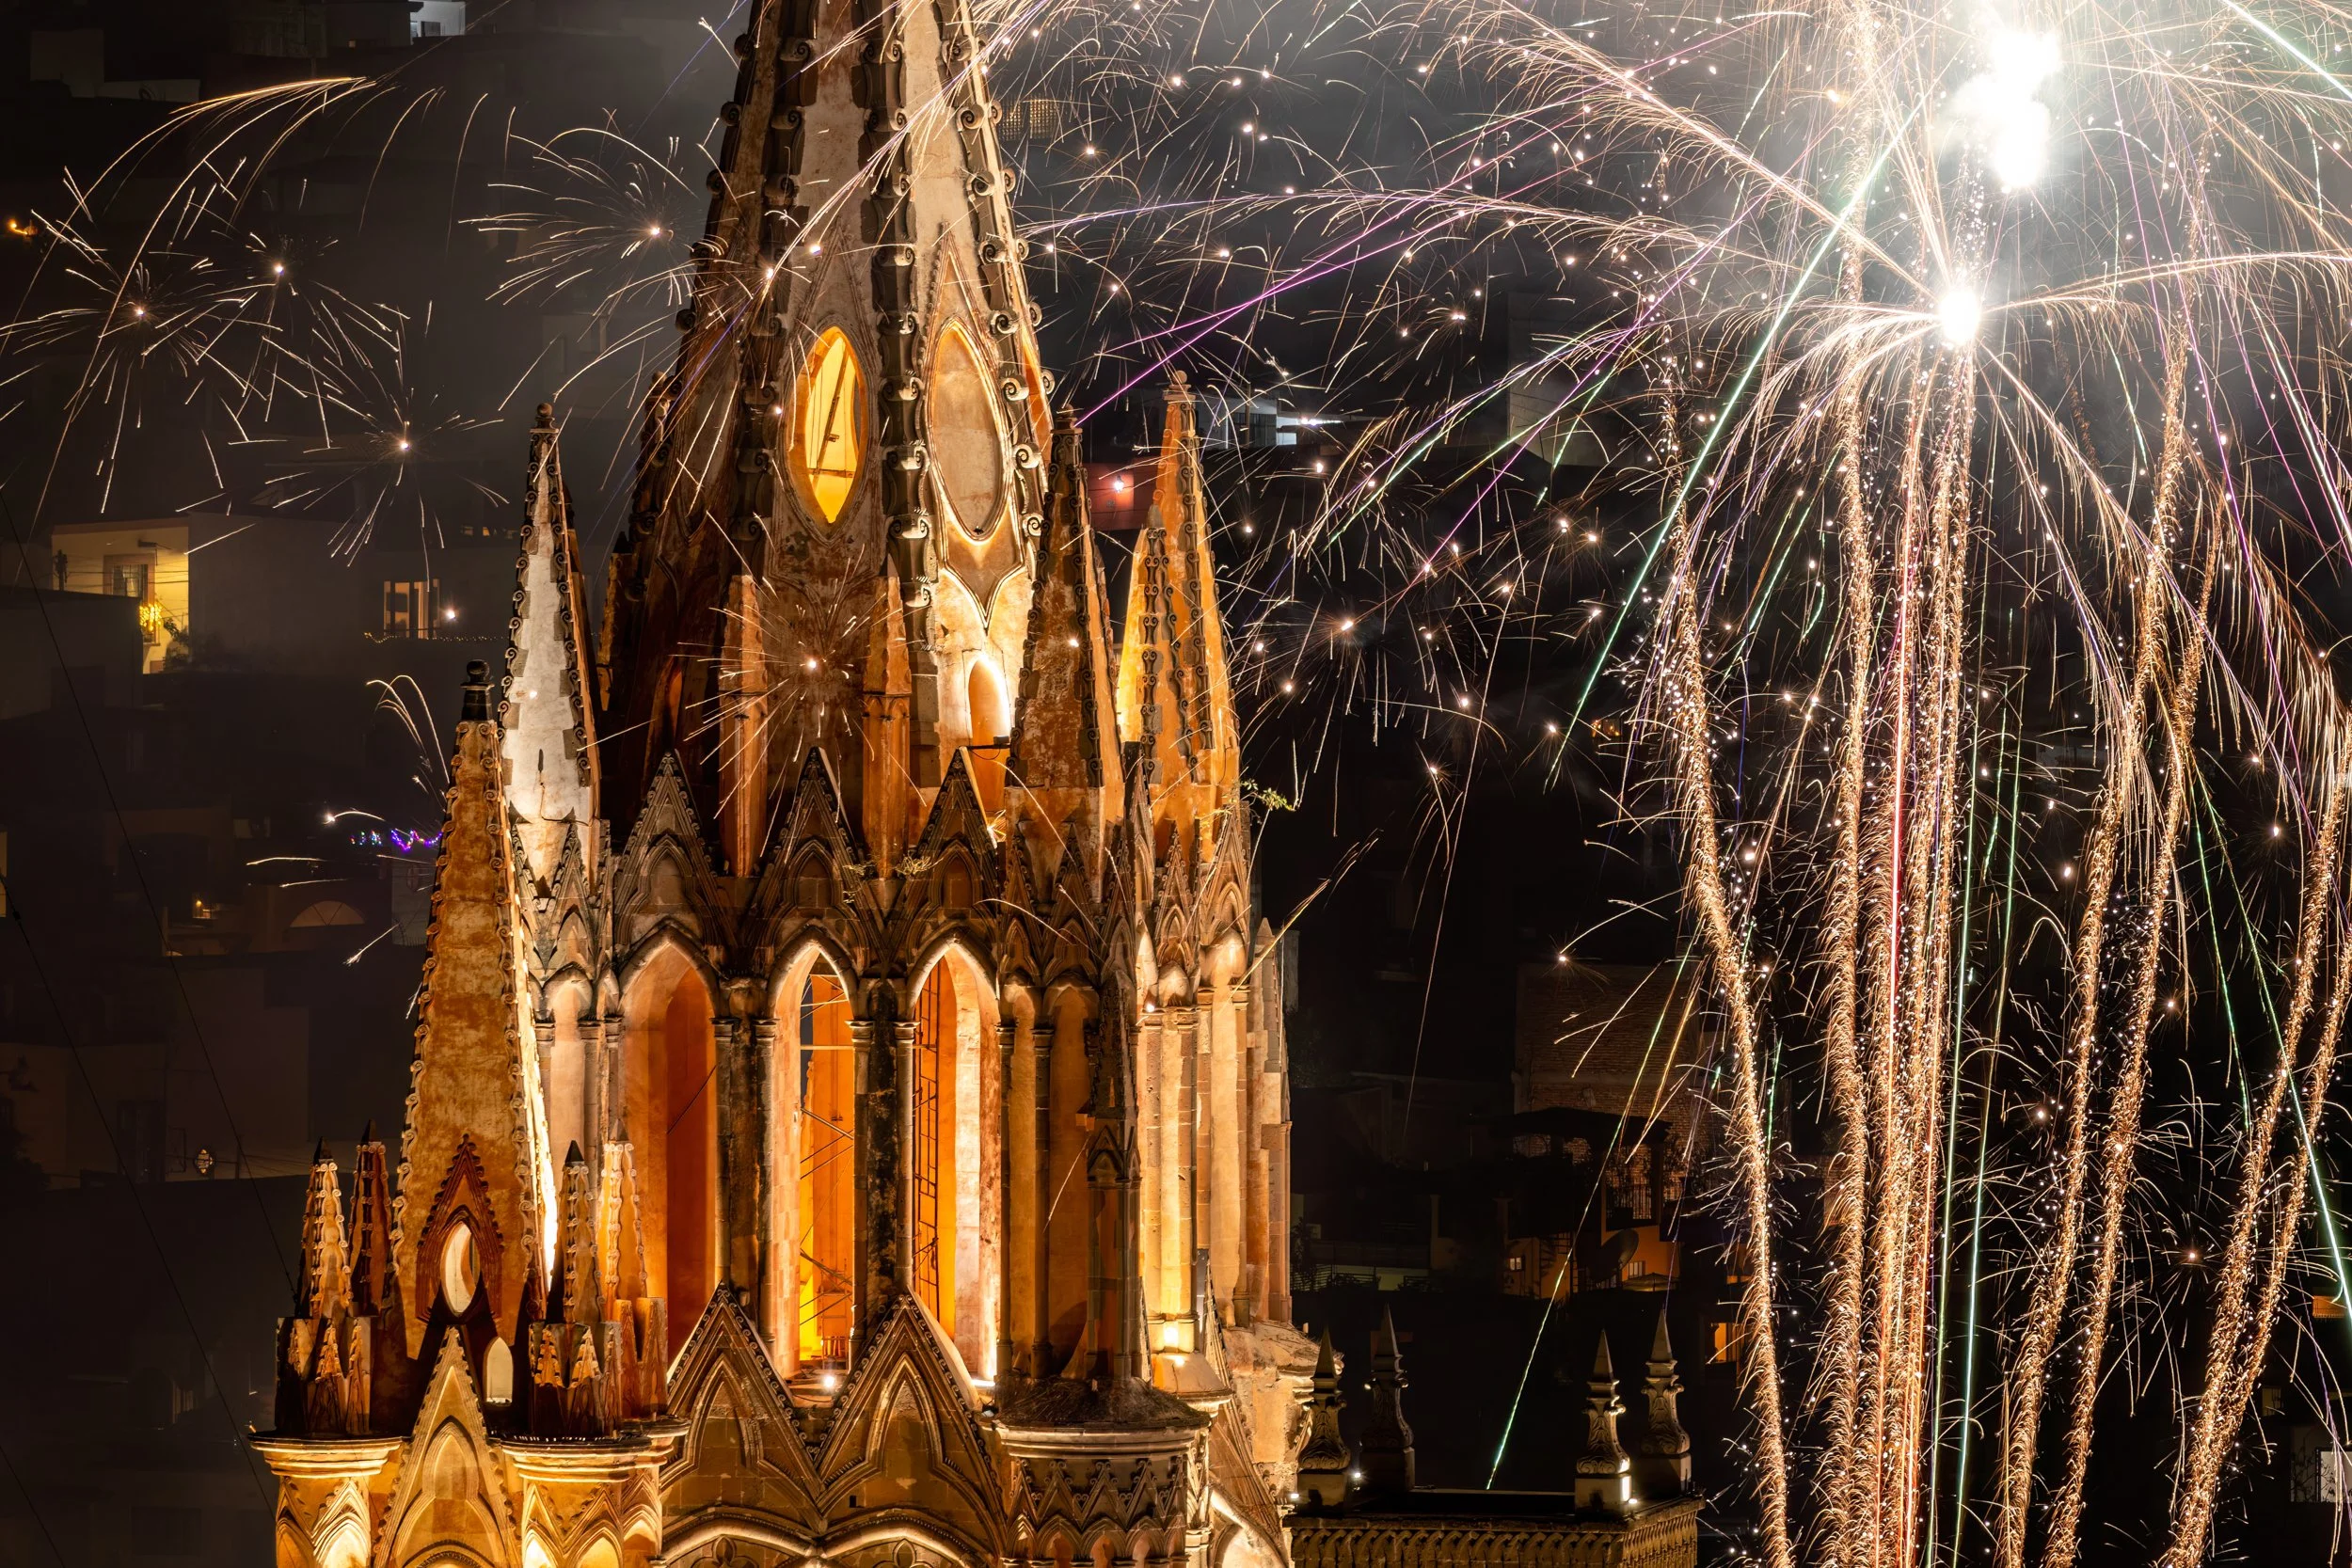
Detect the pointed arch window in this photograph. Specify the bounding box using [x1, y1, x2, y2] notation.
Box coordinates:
[908, 948, 1003, 1372]
[798, 965, 855, 1367]
[795, 327, 866, 524]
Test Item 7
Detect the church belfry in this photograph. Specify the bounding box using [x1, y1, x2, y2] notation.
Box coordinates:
[253, 1, 1327, 1564]
[597, 0, 1052, 865]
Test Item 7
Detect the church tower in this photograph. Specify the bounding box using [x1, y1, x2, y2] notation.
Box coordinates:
[253, 0, 1318, 1563]
[596, 0, 1050, 870]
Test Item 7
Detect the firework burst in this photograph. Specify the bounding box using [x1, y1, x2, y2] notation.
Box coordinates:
[1283, 0, 2352, 1562]
[982, 0, 2352, 1558]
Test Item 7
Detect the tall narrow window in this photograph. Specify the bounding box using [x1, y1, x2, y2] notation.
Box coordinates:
[661, 977, 717, 1313]
[910, 963, 950, 1325]
[798, 970, 855, 1365]
[904, 953, 999, 1370]
[795, 327, 865, 523]
[965, 659, 1009, 811]
[623, 947, 716, 1319]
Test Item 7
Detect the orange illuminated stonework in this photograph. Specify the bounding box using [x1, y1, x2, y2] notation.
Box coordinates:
[248, 3, 1316, 1557]
[245, 4, 1698, 1564]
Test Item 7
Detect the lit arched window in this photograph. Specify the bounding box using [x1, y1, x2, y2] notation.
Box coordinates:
[798, 964, 855, 1367]
[908, 948, 1003, 1370]
[966, 657, 1009, 744]
[965, 657, 1010, 810]
[795, 327, 865, 523]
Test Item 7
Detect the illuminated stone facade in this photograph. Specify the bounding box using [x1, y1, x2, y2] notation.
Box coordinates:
[251, 0, 1313, 1561]
[246, 1, 1698, 1563]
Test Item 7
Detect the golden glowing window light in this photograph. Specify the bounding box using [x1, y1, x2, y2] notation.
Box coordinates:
[795, 326, 864, 522]
[797, 967, 855, 1366]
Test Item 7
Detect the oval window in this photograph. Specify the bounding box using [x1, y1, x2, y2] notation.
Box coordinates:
[795, 327, 866, 524]
[440, 1220, 481, 1315]
[929, 325, 1008, 540]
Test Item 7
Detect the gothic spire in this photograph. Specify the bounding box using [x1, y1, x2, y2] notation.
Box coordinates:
[554, 1141, 602, 1324]
[348, 1124, 394, 1318]
[1357, 1307, 1416, 1496]
[1115, 373, 1240, 855]
[1635, 1312, 1692, 1499]
[1574, 1332, 1632, 1515]
[297, 1145, 349, 1321]
[1009, 406, 1123, 854]
[1296, 1327, 1353, 1507]
[275, 1142, 382, 1438]
[390, 660, 554, 1360]
[502, 403, 599, 887]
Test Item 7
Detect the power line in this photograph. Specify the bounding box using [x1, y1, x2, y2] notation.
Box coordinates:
[0, 1432, 70, 1568]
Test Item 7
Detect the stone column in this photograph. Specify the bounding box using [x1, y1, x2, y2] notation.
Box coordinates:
[753, 1015, 784, 1358]
[1032, 999, 1057, 1372]
[1136, 1005, 1168, 1329]
[533, 1013, 560, 1159]
[712, 1014, 762, 1297]
[1635, 1314, 1692, 1498]
[1269, 1116, 1293, 1323]
[1263, 980, 1294, 1323]
[894, 1015, 921, 1301]
[718, 571, 768, 876]
[599, 1010, 625, 1158]
[997, 1013, 1020, 1383]
[1046, 991, 1093, 1369]
[1208, 981, 1244, 1317]
[580, 1010, 607, 1179]
[850, 1001, 893, 1349]
[1168, 1002, 1200, 1350]
[1235, 984, 1266, 1326]
[1359, 1307, 1416, 1496]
